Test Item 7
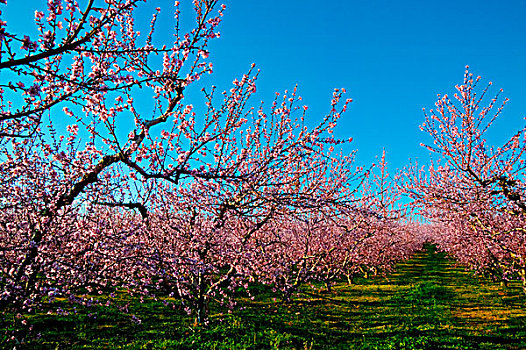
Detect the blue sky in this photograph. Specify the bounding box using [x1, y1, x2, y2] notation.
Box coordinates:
[2, 0, 526, 172]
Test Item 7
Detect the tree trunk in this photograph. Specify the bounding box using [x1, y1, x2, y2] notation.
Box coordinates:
[346, 274, 353, 285]
[195, 272, 209, 325]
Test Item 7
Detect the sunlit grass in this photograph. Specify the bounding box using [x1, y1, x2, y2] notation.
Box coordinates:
[6, 245, 526, 349]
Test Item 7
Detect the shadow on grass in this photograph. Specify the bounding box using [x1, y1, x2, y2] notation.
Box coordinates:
[10, 244, 526, 349]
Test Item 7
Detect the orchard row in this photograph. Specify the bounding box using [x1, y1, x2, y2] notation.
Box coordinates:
[0, 0, 524, 345]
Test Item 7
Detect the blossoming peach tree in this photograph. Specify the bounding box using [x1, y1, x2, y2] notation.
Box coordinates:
[406, 67, 526, 290]
[0, 0, 241, 341]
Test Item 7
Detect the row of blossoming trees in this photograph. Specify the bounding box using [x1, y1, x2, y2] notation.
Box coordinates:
[0, 0, 424, 341]
[407, 67, 526, 291]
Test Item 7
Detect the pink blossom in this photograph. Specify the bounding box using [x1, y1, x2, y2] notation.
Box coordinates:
[34, 10, 44, 20]
[21, 35, 37, 51]
[27, 84, 41, 97]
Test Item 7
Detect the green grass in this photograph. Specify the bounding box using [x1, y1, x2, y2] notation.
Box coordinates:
[6, 245, 526, 349]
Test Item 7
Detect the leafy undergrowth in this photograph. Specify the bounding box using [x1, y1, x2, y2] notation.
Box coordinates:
[7, 245, 526, 349]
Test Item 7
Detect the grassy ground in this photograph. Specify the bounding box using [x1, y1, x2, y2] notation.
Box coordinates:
[9, 245, 526, 349]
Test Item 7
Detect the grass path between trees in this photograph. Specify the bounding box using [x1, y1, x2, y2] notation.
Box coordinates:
[20, 245, 526, 349]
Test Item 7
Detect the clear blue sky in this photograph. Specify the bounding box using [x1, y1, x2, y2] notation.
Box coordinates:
[2, 0, 526, 172]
